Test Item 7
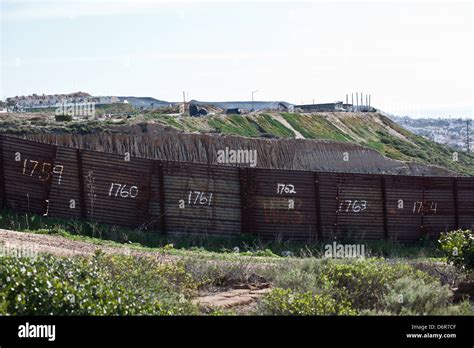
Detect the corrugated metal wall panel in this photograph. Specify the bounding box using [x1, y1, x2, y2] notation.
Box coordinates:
[456, 177, 474, 231]
[1, 136, 57, 216]
[0, 135, 472, 243]
[318, 173, 384, 241]
[79, 149, 153, 227]
[162, 162, 242, 236]
[246, 169, 317, 241]
[422, 178, 456, 237]
[384, 176, 425, 242]
[48, 146, 84, 220]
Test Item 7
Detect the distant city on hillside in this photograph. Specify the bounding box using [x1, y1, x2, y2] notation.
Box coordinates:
[390, 116, 473, 152]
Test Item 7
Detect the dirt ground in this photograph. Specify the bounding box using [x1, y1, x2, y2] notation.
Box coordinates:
[0, 229, 270, 312]
[193, 284, 271, 313]
[0, 229, 173, 262]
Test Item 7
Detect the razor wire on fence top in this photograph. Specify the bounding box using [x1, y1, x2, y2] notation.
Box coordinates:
[0, 135, 471, 242]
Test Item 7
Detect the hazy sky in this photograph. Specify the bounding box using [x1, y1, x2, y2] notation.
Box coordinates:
[1, 0, 472, 117]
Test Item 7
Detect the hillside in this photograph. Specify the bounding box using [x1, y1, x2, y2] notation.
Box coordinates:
[136, 111, 474, 175]
[390, 115, 471, 151]
[1, 111, 473, 175]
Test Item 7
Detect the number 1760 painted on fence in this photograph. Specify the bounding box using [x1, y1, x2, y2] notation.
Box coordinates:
[108, 183, 139, 198]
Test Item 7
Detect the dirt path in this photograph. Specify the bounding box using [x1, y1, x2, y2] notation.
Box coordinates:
[193, 283, 271, 312]
[271, 114, 305, 139]
[0, 229, 173, 263]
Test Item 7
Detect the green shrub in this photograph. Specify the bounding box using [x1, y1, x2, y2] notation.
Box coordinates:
[381, 276, 452, 315]
[240, 249, 279, 257]
[439, 229, 474, 270]
[323, 259, 436, 311]
[55, 114, 73, 122]
[265, 259, 333, 293]
[183, 257, 264, 289]
[407, 259, 466, 288]
[259, 288, 355, 315]
[94, 254, 199, 296]
[0, 253, 198, 315]
[432, 300, 473, 315]
[266, 258, 436, 312]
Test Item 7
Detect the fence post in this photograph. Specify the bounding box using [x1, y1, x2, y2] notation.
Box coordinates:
[452, 177, 459, 229]
[313, 172, 323, 241]
[157, 160, 167, 234]
[239, 167, 249, 235]
[43, 145, 58, 216]
[335, 176, 340, 237]
[76, 149, 87, 220]
[0, 135, 5, 209]
[380, 175, 389, 240]
[420, 177, 426, 237]
[143, 161, 154, 230]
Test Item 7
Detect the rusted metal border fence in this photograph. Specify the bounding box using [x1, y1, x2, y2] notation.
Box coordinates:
[0, 134, 472, 243]
[0, 136, 6, 210]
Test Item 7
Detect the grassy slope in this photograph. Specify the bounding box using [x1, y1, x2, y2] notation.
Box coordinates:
[2, 110, 474, 175]
[278, 113, 474, 173]
[153, 112, 474, 175]
[280, 113, 353, 141]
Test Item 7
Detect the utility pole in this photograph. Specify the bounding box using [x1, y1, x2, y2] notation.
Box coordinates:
[467, 119, 470, 153]
[251, 90, 258, 112]
[356, 92, 359, 109]
[182, 91, 187, 115]
[346, 94, 348, 105]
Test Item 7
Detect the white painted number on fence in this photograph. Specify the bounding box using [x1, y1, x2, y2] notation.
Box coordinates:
[338, 199, 367, 213]
[187, 190, 213, 206]
[108, 183, 139, 198]
[412, 201, 437, 214]
[22, 158, 64, 185]
[277, 183, 296, 194]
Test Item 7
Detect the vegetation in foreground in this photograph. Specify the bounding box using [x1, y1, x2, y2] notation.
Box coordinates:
[0, 253, 199, 315]
[0, 252, 472, 316]
[0, 211, 473, 316]
[439, 229, 474, 271]
[259, 257, 471, 316]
